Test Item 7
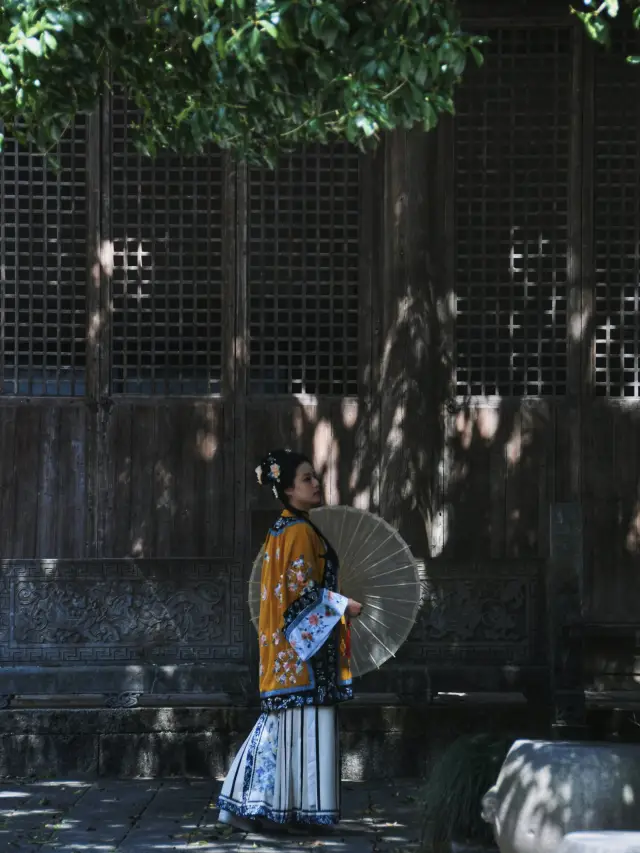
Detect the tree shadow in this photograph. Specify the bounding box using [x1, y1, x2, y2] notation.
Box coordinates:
[6, 33, 640, 782]
[483, 739, 640, 851]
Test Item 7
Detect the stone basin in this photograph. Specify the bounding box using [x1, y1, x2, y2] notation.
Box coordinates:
[481, 740, 640, 853]
[557, 832, 640, 853]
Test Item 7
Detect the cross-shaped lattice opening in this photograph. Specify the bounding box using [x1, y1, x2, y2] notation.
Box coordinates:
[454, 27, 570, 397]
[110, 94, 225, 395]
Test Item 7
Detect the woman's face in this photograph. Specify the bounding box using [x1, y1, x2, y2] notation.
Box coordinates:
[285, 461, 322, 511]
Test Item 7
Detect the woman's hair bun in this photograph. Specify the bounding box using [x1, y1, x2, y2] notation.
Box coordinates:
[254, 448, 311, 501]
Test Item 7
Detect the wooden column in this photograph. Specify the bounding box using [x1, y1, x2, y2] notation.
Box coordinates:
[548, 23, 593, 738]
[85, 90, 113, 558]
[221, 153, 244, 561]
[378, 128, 443, 560]
[227, 155, 254, 689]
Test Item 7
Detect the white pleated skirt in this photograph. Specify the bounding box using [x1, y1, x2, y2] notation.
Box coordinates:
[217, 705, 340, 826]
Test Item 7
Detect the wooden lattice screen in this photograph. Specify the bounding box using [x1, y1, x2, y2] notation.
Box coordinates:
[454, 27, 570, 397]
[248, 144, 360, 396]
[110, 95, 225, 395]
[0, 118, 88, 395]
[594, 30, 640, 397]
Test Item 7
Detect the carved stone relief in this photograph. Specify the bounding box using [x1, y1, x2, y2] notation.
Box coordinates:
[105, 692, 142, 709]
[399, 561, 543, 664]
[0, 560, 244, 665]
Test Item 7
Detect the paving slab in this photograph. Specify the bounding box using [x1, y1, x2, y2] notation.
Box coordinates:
[0, 780, 92, 852]
[0, 778, 422, 852]
[119, 781, 216, 851]
[45, 780, 162, 851]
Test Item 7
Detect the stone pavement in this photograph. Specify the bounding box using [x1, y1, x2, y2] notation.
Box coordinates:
[0, 778, 423, 852]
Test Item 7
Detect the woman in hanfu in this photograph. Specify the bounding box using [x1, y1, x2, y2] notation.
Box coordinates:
[217, 449, 362, 832]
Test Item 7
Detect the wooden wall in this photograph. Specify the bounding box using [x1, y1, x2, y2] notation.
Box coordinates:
[2, 0, 640, 707]
[0, 404, 88, 558]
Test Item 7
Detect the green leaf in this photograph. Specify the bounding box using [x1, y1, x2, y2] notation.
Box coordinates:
[574, 10, 610, 45]
[586, 15, 610, 45]
[249, 25, 261, 54]
[24, 37, 42, 56]
[321, 25, 339, 49]
[400, 48, 412, 78]
[634, 6, 640, 28]
[345, 114, 360, 143]
[58, 11, 74, 33]
[423, 100, 438, 131]
[415, 61, 428, 87]
[627, 54, 640, 63]
[277, 19, 296, 48]
[258, 20, 278, 38]
[470, 45, 484, 67]
[363, 59, 377, 78]
[309, 9, 322, 40]
[355, 114, 375, 136]
[0, 60, 13, 82]
[216, 28, 226, 57]
[450, 46, 466, 77]
[192, 35, 203, 51]
[43, 31, 57, 50]
[376, 61, 391, 81]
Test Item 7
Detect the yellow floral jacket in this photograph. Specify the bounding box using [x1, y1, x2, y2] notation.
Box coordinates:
[258, 510, 353, 711]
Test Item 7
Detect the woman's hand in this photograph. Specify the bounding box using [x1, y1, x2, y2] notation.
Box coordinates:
[346, 598, 363, 618]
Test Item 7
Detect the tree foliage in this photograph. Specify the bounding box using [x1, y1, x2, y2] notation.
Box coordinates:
[0, 0, 484, 164]
[2, 1, 640, 165]
[573, 0, 640, 60]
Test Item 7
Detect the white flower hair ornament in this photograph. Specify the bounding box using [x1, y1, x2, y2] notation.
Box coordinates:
[254, 464, 263, 485]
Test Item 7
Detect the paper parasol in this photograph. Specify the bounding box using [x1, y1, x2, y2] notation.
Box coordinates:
[248, 505, 421, 678]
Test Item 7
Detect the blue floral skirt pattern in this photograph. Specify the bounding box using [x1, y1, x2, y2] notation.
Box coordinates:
[217, 706, 340, 826]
